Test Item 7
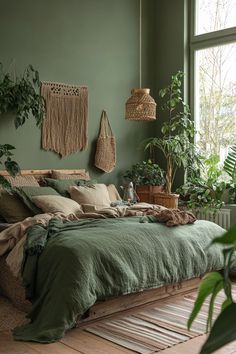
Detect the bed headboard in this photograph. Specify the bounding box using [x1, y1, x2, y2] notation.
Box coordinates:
[0, 169, 86, 179]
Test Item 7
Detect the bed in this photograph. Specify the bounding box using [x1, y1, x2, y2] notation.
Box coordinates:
[0, 169, 227, 343]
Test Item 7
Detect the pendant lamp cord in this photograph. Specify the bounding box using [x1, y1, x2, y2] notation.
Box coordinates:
[139, 0, 142, 88]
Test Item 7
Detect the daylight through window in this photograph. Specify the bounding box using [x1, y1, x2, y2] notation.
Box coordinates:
[192, 0, 236, 163]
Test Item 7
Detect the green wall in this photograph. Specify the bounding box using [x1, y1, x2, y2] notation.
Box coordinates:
[0, 0, 156, 185]
[153, 0, 189, 187]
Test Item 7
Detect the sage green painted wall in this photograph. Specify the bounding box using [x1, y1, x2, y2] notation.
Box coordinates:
[153, 0, 188, 188]
[0, 0, 156, 185]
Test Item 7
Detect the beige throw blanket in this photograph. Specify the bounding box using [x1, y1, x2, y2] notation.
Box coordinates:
[0, 204, 195, 278]
[41, 81, 88, 157]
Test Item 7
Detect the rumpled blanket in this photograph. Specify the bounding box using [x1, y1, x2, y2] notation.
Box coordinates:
[0, 203, 196, 278]
[142, 208, 196, 226]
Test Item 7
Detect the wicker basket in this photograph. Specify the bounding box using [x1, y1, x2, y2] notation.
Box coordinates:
[125, 88, 156, 121]
[136, 185, 163, 203]
[153, 193, 179, 209]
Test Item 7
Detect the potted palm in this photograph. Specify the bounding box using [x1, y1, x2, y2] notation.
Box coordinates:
[144, 71, 200, 208]
[124, 160, 165, 203]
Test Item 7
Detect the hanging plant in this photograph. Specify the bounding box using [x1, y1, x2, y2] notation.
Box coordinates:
[0, 63, 45, 187]
[0, 63, 45, 127]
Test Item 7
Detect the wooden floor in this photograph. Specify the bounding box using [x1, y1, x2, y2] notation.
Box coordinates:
[2, 294, 236, 354]
[2, 330, 236, 354]
[2, 279, 236, 354]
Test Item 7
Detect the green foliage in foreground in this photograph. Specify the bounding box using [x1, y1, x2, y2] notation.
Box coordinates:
[188, 224, 236, 354]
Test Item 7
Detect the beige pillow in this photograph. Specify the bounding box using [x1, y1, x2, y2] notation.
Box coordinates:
[107, 184, 122, 202]
[32, 195, 83, 215]
[51, 170, 90, 181]
[69, 184, 111, 210]
[4, 175, 39, 187]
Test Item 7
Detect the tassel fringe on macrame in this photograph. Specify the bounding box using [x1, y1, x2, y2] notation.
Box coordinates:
[41, 81, 88, 157]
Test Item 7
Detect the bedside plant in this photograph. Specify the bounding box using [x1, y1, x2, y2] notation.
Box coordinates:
[178, 154, 235, 212]
[178, 153, 236, 212]
[144, 71, 201, 208]
[124, 160, 165, 186]
[0, 63, 45, 187]
[124, 160, 165, 203]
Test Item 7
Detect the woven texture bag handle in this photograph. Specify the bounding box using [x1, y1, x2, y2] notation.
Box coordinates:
[99, 110, 113, 138]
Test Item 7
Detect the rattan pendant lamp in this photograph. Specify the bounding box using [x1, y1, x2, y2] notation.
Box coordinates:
[125, 0, 156, 121]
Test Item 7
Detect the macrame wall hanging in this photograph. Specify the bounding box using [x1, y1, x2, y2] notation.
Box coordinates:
[41, 81, 88, 157]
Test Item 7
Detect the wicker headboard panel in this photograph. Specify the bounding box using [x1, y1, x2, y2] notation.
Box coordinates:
[0, 169, 87, 181]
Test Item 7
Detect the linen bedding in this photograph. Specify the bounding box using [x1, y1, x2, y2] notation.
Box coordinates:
[0, 215, 226, 343]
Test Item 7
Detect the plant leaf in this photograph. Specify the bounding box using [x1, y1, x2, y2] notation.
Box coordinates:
[223, 144, 236, 182]
[187, 272, 224, 330]
[200, 303, 236, 354]
[0, 175, 11, 190]
[212, 224, 236, 245]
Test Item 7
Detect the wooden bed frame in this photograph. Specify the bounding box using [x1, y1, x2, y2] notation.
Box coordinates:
[0, 169, 203, 324]
[80, 277, 202, 324]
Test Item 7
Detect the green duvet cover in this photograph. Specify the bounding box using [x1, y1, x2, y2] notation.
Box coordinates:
[14, 217, 226, 342]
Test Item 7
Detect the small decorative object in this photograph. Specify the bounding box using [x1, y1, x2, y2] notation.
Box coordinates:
[120, 181, 139, 203]
[125, 0, 156, 121]
[41, 81, 88, 157]
[95, 110, 116, 173]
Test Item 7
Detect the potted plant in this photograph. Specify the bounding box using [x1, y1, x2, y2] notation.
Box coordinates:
[124, 160, 165, 203]
[0, 64, 45, 187]
[178, 151, 236, 214]
[144, 71, 201, 208]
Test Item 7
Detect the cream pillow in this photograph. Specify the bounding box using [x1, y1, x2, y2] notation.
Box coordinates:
[32, 195, 83, 215]
[107, 184, 122, 202]
[69, 184, 111, 210]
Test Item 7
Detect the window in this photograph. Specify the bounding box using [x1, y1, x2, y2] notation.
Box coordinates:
[196, 0, 236, 35]
[191, 0, 236, 162]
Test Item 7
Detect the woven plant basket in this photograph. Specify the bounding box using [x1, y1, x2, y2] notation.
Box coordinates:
[154, 193, 179, 209]
[95, 110, 116, 173]
[125, 88, 156, 121]
[136, 185, 164, 203]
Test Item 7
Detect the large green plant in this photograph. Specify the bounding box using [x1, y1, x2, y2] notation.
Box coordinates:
[188, 224, 236, 354]
[223, 144, 236, 183]
[0, 64, 45, 187]
[144, 71, 200, 194]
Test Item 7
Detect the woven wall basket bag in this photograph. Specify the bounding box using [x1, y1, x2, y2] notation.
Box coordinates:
[95, 110, 116, 173]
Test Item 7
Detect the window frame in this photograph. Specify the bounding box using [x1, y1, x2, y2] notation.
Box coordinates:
[190, 0, 236, 140]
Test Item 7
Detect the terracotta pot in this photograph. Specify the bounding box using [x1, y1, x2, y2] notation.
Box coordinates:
[153, 192, 179, 209]
[136, 185, 164, 203]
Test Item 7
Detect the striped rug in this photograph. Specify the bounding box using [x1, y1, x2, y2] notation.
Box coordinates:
[85, 285, 236, 354]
